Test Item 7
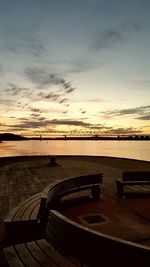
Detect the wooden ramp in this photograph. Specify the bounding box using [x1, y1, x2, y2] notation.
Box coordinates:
[3, 194, 76, 267]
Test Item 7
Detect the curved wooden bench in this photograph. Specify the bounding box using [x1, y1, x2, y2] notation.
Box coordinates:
[3, 194, 75, 267]
[37, 172, 150, 266]
[46, 210, 150, 267]
[38, 173, 103, 223]
[4, 171, 150, 267]
[4, 193, 42, 246]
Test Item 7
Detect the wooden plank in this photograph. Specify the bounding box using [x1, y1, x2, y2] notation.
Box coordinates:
[21, 198, 41, 221]
[4, 240, 75, 267]
[29, 202, 40, 220]
[26, 241, 58, 267]
[5, 193, 41, 222]
[36, 239, 75, 267]
[14, 243, 41, 267]
[12, 194, 41, 221]
[4, 246, 24, 267]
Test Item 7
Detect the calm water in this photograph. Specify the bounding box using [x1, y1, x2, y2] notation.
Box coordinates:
[0, 140, 150, 162]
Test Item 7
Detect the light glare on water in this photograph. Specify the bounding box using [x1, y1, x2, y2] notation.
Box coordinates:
[0, 140, 149, 162]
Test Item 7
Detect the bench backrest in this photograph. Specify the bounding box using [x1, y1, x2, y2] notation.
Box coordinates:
[46, 173, 103, 210]
[122, 171, 150, 181]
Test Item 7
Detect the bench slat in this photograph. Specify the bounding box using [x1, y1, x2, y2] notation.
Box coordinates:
[26, 241, 58, 267]
[36, 239, 75, 267]
[116, 171, 150, 197]
[4, 246, 24, 267]
[123, 171, 150, 181]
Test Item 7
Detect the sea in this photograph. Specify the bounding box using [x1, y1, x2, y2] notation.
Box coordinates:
[0, 140, 150, 162]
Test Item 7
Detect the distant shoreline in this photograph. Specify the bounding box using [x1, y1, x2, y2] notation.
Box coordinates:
[0, 133, 150, 141]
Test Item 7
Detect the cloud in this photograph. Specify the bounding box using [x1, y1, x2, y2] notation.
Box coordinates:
[15, 117, 134, 134]
[38, 92, 62, 100]
[0, 99, 14, 106]
[24, 67, 76, 93]
[69, 60, 98, 73]
[137, 115, 150, 120]
[37, 92, 70, 105]
[93, 29, 124, 50]
[5, 83, 32, 96]
[0, 84, 34, 111]
[9, 118, 103, 130]
[1, 79, 73, 109]
[50, 119, 92, 128]
[24, 67, 76, 105]
[4, 26, 46, 59]
[92, 22, 142, 51]
[71, 98, 104, 103]
[80, 109, 86, 114]
[103, 105, 150, 119]
[28, 107, 45, 113]
[86, 98, 104, 102]
[5, 116, 144, 136]
[58, 98, 69, 104]
[26, 106, 47, 117]
[103, 127, 142, 135]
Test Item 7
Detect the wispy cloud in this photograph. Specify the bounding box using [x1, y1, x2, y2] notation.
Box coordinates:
[0, 99, 14, 106]
[80, 109, 86, 114]
[5, 115, 143, 136]
[137, 115, 150, 120]
[93, 29, 124, 50]
[28, 107, 45, 113]
[1, 76, 74, 110]
[38, 92, 62, 100]
[3, 26, 46, 59]
[9, 118, 102, 130]
[24, 67, 76, 93]
[50, 119, 92, 127]
[24, 67, 76, 106]
[69, 59, 98, 73]
[92, 22, 142, 51]
[86, 98, 104, 102]
[5, 83, 33, 96]
[103, 127, 142, 135]
[71, 98, 104, 103]
[103, 105, 150, 119]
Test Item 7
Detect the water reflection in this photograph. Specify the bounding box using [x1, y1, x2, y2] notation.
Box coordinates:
[0, 140, 150, 162]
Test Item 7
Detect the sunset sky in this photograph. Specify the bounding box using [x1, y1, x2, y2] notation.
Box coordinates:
[0, 0, 150, 137]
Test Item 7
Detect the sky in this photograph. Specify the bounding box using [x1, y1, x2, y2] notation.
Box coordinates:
[0, 0, 150, 137]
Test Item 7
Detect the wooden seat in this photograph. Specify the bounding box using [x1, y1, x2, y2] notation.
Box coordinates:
[36, 173, 103, 226]
[43, 173, 103, 216]
[3, 194, 75, 266]
[4, 239, 75, 267]
[116, 171, 150, 197]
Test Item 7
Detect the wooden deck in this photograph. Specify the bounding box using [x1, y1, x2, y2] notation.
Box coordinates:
[0, 155, 150, 266]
